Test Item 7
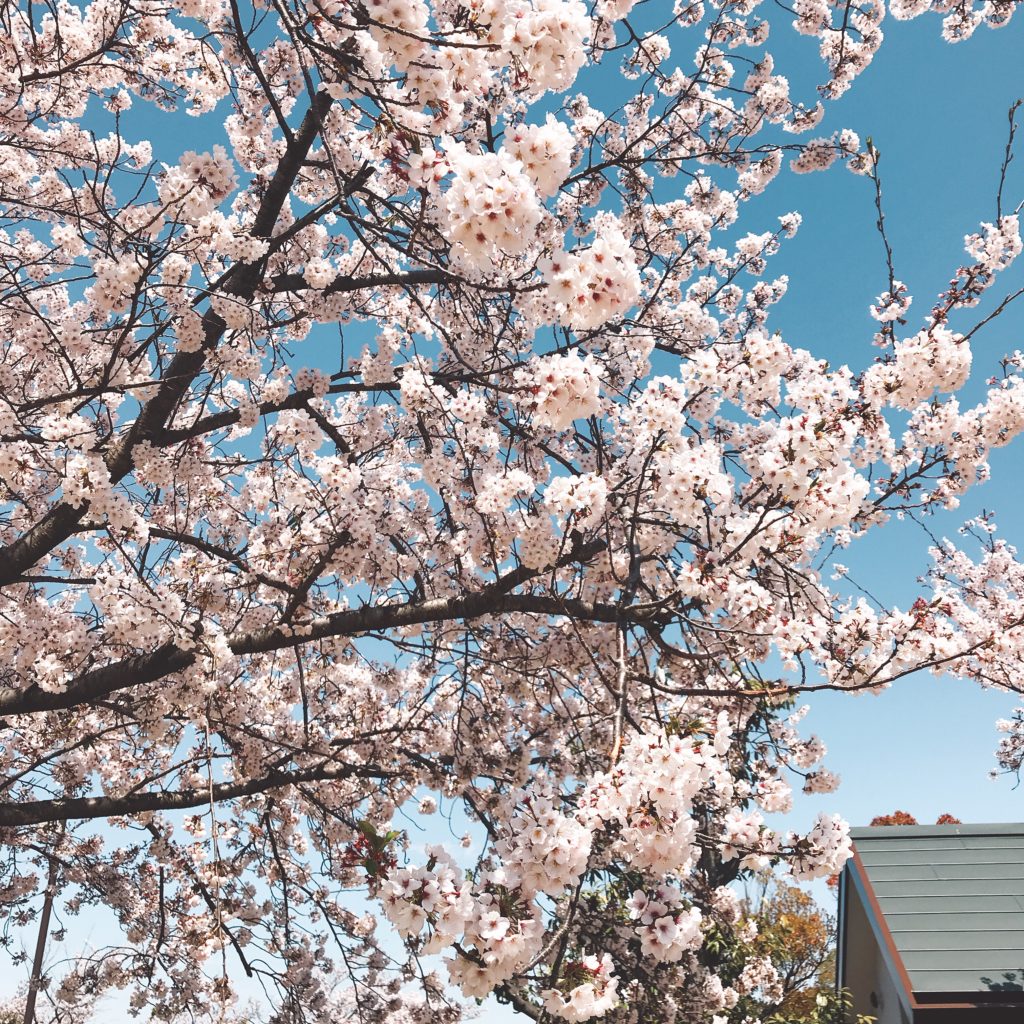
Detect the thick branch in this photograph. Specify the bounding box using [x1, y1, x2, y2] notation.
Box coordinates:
[0, 541, 637, 718]
[268, 267, 450, 294]
[0, 761, 381, 828]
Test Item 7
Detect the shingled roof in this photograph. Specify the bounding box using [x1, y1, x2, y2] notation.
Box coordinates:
[839, 823, 1024, 1021]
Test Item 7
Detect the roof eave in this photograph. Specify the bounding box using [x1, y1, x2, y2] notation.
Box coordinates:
[844, 839, 1024, 1019]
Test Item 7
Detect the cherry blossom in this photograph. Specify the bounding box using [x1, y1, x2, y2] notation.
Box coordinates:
[0, 0, 1022, 1021]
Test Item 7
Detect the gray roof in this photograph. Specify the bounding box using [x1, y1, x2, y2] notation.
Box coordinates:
[851, 823, 1024, 997]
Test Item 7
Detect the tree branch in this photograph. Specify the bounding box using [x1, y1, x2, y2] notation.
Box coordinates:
[0, 541, 627, 718]
[0, 92, 335, 588]
[0, 760, 384, 828]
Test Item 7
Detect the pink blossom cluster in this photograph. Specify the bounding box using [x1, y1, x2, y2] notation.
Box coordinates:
[494, 787, 593, 896]
[505, 116, 576, 197]
[377, 719, 852, 1016]
[1, 0, 1022, 1019]
[543, 217, 642, 330]
[541, 953, 620, 1023]
[519, 350, 603, 431]
[864, 326, 972, 410]
[380, 847, 547, 999]
[157, 146, 239, 223]
[441, 144, 544, 275]
[628, 886, 704, 963]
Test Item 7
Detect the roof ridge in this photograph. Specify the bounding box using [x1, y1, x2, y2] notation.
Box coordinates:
[851, 822, 1024, 839]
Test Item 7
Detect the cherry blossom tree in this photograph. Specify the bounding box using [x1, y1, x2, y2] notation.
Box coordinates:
[1, 0, 1023, 1021]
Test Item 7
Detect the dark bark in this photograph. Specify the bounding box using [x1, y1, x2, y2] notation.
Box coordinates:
[0, 760, 385, 827]
[0, 539, 651, 720]
[0, 93, 334, 588]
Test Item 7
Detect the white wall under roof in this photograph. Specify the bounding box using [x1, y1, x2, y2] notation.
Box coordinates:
[842, 874, 912, 1024]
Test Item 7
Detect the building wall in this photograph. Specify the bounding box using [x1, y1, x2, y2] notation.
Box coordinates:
[843, 879, 912, 1024]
